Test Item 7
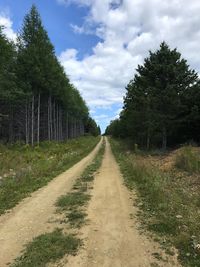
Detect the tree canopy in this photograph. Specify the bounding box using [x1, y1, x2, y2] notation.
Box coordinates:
[106, 42, 200, 149]
[0, 5, 99, 144]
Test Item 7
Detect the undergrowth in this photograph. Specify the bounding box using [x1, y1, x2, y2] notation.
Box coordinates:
[0, 136, 100, 214]
[110, 138, 200, 267]
[175, 146, 200, 173]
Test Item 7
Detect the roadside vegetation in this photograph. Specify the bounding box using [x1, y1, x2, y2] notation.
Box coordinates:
[11, 139, 105, 267]
[110, 138, 200, 267]
[175, 146, 200, 174]
[0, 136, 100, 215]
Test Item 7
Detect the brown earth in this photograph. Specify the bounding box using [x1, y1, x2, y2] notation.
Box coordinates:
[64, 137, 180, 267]
[0, 138, 102, 267]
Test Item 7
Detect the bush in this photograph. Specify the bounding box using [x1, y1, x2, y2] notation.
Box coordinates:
[175, 146, 200, 173]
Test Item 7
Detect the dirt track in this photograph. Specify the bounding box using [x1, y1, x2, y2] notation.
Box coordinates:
[0, 139, 102, 267]
[0, 137, 180, 267]
[66, 137, 180, 267]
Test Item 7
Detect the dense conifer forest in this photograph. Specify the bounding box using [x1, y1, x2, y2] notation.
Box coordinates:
[0, 5, 100, 145]
[106, 42, 200, 149]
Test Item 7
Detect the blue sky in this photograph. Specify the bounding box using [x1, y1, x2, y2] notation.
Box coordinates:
[1, 0, 200, 132]
[0, 0, 99, 56]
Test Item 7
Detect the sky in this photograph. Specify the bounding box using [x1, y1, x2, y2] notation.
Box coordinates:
[1, 0, 200, 132]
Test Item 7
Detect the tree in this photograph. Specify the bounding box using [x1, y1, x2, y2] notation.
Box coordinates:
[17, 5, 57, 145]
[106, 42, 200, 149]
[0, 5, 98, 144]
[0, 27, 19, 142]
[85, 117, 100, 136]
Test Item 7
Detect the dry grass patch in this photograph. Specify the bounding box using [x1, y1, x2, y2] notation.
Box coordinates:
[110, 138, 200, 267]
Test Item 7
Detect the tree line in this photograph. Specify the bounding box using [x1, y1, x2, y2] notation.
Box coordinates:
[0, 5, 100, 145]
[105, 42, 200, 149]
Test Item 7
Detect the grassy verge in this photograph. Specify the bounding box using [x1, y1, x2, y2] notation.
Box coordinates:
[56, 139, 105, 228]
[175, 146, 200, 173]
[110, 138, 200, 267]
[0, 136, 100, 215]
[11, 138, 105, 267]
[12, 229, 80, 267]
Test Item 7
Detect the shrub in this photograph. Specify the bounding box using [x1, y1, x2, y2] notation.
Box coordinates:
[175, 146, 200, 173]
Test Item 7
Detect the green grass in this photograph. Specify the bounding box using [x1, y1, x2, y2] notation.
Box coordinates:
[56, 192, 91, 210]
[67, 210, 87, 228]
[110, 138, 200, 267]
[175, 146, 200, 173]
[0, 136, 100, 215]
[12, 229, 80, 267]
[56, 139, 105, 228]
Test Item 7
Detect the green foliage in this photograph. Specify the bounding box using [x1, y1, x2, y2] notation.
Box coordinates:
[0, 136, 100, 214]
[0, 5, 98, 143]
[85, 117, 101, 136]
[0, 27, 18, 102]
[175, 146, 200, 173]
[106, 42, 200, 149]
[56, 192, 90, 210]
[105, 119, 123, 137]
[12, 229, 80, 267]
[16, 5, 88, 118]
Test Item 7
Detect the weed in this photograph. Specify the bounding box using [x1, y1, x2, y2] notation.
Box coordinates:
[67, 210, 87, 228]
[56, 192, 90, 210]
[12, 229, 80, 267]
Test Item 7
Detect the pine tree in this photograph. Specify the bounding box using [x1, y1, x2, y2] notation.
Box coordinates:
[0, 27, 19, 141]
[107, 42, 199, 149]
[140, 42, 197, 148]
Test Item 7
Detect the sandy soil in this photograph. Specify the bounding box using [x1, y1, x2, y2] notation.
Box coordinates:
[65, 137, 180, 267]
[0, 138, 102, 267]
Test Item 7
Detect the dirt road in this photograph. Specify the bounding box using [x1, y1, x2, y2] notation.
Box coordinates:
[0, 139, 102, 267]
[66, 137, 180, 267]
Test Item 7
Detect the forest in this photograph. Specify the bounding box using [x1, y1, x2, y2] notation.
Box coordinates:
[0, 5, 100, 145]
[106, 42, 200, 149]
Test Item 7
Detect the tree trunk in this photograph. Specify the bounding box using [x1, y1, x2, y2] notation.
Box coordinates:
[53, 100, 56, 140]
[31, 95, 34, 146]
[48, 96, 50, 141]
[25, 99, 29, 144]
[162, 125, 167, 150]
[9, 105, 13, 143]
[60, 107, 62, 141]
[66, 113, 68, 140]
[37, 93, 40, 145]
[56, 104, 59, 141]
[146, 127, 150, 150]
[50, 96, 52, 140]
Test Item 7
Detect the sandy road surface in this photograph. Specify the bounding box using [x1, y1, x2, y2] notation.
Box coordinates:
[0, 138, 102, 267]
[66, 137, 180, 267]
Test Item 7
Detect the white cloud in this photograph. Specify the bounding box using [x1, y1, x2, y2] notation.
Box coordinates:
[0, 14, 17, 42]
[59, 0, 200, 111]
